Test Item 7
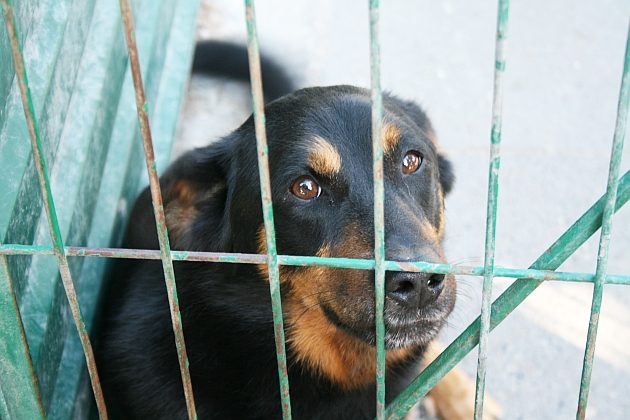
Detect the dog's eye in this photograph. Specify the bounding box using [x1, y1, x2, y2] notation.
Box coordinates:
[290, 176, 321, 200]
[402, 151, 423, 175]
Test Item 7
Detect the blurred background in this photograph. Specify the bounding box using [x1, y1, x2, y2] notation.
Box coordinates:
[175, 1, 630, 418]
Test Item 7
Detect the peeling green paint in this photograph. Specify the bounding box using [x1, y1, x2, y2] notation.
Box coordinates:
[475, 1, 509, 417]
[576, 22, 629, 420]
[368, 1, 386, 418]
[244, 1, 292, 418]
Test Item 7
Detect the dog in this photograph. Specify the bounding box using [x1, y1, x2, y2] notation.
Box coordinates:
[98, 41, 473, 419]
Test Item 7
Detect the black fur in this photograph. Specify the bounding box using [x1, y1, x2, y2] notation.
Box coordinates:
[98, 43, 455, 420]
[193, 40, 295, 102]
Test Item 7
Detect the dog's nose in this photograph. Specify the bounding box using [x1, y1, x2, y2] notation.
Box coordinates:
[385, 271, 445, 308]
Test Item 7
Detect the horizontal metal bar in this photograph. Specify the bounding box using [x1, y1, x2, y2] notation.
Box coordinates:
[1, 244, 629, 285]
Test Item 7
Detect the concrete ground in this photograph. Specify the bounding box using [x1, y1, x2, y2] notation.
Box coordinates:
[174, 1, 630, 418]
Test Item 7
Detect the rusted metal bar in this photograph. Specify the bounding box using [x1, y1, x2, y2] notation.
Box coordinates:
[475, 1, 509, 418]
[117, 1, 197, 418]
[1, 1, 108, 418]
[369, 0, 386, 420]
[1, 244, 630, 285]
[243, 1, 292, 418]
[576, 22, 629, 420]
[368, 1, 386, 417]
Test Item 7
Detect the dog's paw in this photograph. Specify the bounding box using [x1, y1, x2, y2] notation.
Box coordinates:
[429, 377, 502, 420]
[424, 342, 503, 420]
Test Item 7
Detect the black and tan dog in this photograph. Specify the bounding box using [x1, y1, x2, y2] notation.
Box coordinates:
[98, 42, 481, 419]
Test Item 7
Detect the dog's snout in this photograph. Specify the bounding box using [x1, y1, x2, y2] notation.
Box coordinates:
[385, 271, 445, 308]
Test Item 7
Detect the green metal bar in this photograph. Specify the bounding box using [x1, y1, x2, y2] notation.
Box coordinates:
[576, 22, 630, 420]
[243, 1, 292, 418]
[385, 169, 630, 419]
[1, 1, 108, 418]
[1, 244, 630, 285]
[0, 256, 44, 419]
[117, 1, 197, 418]
[368, 1, 386, 417]
[475, 1, 509, 418]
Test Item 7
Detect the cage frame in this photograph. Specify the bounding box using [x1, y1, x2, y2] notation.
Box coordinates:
[1, 0, 629, 419]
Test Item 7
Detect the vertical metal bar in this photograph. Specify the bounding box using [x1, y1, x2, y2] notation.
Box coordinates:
[117, 1, 197, 419]
[243, 1, 292, 418]
[576, 22, 630, 420]
[368, 1, 386, 418]
[0, 1, 108, 418]
[474, 1, 509, 418]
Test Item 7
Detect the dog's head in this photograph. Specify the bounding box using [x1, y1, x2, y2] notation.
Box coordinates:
[160, 85, 455, 388]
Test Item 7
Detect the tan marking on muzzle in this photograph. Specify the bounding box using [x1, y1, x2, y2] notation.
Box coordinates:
[284, 264, 417, 390]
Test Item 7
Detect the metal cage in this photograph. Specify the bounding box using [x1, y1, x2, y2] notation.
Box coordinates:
[1, 0, 628, 419]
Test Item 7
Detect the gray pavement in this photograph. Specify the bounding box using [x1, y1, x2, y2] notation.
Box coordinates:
[175, 1, 630, 418]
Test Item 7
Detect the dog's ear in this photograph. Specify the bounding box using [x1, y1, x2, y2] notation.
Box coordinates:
[437, 154, 455, 195]
[124, 140, 233, 251]
[386, 95, 455, 195]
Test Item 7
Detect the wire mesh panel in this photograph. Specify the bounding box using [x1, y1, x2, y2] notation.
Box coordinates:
[0, 0, 200, 417]
[1, 1, 629, 419]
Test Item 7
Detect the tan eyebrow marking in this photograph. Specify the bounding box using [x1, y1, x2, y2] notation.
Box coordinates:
[308, 136, 342, 176]
[383, 123, 401, 153]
